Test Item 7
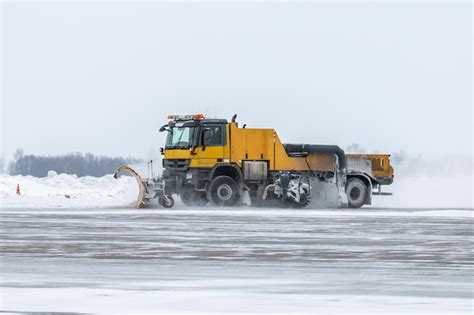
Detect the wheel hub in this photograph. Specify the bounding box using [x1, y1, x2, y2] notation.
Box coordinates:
[350, 187, 361, 200]
[217, 184, 232, 201]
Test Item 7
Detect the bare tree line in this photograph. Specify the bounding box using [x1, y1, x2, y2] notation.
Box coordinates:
[7, 149, 141, 177]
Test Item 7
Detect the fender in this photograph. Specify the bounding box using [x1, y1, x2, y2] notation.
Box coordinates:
[209, 163, 244, 185]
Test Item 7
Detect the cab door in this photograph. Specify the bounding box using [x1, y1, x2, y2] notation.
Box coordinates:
[194, 124, 226, 168]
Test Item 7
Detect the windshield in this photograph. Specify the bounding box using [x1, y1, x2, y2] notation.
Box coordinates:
[165, 126, 199, 149]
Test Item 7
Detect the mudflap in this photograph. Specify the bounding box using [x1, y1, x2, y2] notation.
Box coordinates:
[337, 189, 349, 208]
[239, 190, 252, 207]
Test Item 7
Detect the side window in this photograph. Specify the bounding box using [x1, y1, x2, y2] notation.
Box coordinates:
[206, 125, 225, 146]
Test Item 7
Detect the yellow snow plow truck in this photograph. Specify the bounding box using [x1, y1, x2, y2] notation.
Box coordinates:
[115, 114, 394, 209]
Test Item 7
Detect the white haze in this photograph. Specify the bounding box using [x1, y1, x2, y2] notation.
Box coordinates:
[1, 2, 472, 162]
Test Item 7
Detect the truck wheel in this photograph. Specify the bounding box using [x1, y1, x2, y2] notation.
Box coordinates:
[207, 175, 239, 206]
[158, 196, 174, 208]
[346, 178, 367, 208]
[180, 191, 208, 207]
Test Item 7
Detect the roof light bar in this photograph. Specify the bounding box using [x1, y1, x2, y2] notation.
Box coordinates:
[167, 114, 205, 121]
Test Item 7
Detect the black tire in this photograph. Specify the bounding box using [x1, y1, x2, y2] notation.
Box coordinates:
[206, 175, 239, 206]
[180, 191, 208, 207]
[346, 177, 367, 208]
[158, 196, 174, 208]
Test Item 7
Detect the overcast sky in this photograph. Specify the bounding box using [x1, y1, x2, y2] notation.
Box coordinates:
[1, 1, 472, 161]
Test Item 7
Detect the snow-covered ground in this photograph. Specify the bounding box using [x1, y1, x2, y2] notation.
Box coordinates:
[0, 168, 472, 314]
[1, 257, 471, 315]
[1, 207, 472, 314]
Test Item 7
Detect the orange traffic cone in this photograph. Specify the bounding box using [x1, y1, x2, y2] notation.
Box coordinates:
[16, 184, 21, 195]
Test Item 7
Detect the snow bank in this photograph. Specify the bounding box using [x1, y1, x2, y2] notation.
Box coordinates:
[0, 173, 139, 208]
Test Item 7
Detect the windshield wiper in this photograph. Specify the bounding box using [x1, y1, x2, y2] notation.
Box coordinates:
[166, 143, 190, 149]
[176, 142, 191, 148]
[175, 129, 187, 146]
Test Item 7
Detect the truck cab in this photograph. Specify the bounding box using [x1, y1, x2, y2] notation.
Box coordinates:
[161, 115, 232, 205]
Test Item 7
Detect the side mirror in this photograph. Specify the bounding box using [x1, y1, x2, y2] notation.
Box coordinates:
[160, 121, 175, 133]
[159, 125, 167, 132]
[203, 128, 212, 145]
[160, 147, 164, 155]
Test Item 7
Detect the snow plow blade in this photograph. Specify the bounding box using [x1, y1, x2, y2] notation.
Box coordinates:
[113, 165, 149, 208]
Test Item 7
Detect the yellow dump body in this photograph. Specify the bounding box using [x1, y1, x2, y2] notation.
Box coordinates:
[228, 123, 336, 172]
[346, 154, 394, 182]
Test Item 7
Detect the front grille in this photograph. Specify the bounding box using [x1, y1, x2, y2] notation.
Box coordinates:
[163, 159, 191, 172]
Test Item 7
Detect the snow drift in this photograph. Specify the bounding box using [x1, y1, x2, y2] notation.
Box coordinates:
[0, 172, 139, 208]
